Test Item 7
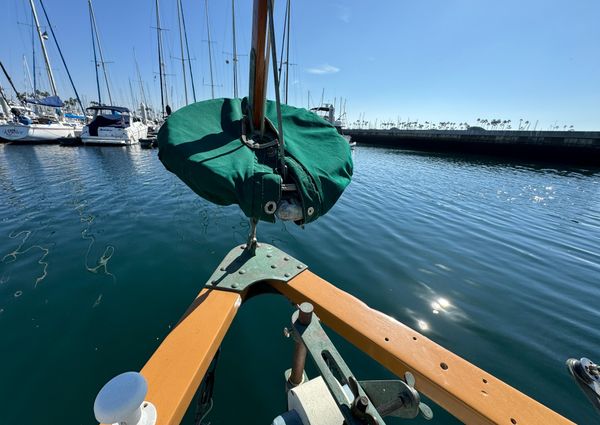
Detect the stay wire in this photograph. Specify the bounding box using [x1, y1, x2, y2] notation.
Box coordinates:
[266, 0, 286, 180]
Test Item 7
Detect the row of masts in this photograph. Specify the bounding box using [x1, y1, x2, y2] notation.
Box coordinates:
[6, 0, 300, 121]
[7, 0, 84, 115]
[88, 0, 112, 106]
[154, 0, 227, 117]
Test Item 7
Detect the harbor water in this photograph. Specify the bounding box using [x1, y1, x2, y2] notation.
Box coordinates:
[0, 144, 599, 424]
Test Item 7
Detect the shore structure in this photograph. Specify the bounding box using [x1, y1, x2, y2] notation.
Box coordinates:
[345, 128, 600, 163]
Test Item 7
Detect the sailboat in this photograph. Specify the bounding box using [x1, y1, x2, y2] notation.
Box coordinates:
[311, 102, 356, 147]
[0, 0, 80, 143]
[80, 0, 148, 146]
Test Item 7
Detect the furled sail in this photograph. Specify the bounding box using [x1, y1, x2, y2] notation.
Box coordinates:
[158, 97, 352, 224]
[25, 95, 64, 107]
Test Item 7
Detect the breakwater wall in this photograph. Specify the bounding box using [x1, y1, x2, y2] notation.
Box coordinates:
[344, 128, 600, 163]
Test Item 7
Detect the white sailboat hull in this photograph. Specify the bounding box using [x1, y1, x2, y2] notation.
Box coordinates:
[0, 123, 77, 142]
[81, 122, 148, 146]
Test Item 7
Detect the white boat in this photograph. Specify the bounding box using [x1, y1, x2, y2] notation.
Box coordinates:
[310, 103, 356, 147]
[0, 1, 83, 144]
[0, 121, 76, 142]
[81, 106, 148, 146]
[0, 99, 82, 143]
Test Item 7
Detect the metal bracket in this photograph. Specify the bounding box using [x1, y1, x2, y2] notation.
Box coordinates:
[288, 305, 432, 424]
[205, 243, 307, 293]
[290, 308, 385, 425]
[360, 376, 433, 420]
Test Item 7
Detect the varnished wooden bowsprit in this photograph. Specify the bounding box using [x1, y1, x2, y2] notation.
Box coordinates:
[139, 289, 241, 425]
[132, 269, 574, 425]
[270, 271, 574, 425]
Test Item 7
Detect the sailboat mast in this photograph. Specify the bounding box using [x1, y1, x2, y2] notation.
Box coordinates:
[284, 0, 290, 104]
[88, 0, 101, 104]
[128, 78, 137, 112]
[31, 10, 36, 93]
[179, 0, 196, 103]
[88, 0, 113, 105]
[133, 49, 148, 109]
[39, 0, 86, 115]
[0, 61, 23, 100]
[23, 56, 34, 93]
[231, 0, 239, 98]
[205, 0, 215, 99]
[155, 0, 165, 116]
[176, 0, 188, 106]
[28, 0, 57, 96]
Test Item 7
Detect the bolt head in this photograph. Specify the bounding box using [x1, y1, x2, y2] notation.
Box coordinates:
[356, 396, 369, 412]
[239, 269, 246, 275]
[298, 302, 314, 325]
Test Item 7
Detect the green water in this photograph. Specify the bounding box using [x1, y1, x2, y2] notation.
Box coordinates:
[0, 144, 599, 424]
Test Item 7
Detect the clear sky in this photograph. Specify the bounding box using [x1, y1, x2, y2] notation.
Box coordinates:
[1, 0, 599, 130]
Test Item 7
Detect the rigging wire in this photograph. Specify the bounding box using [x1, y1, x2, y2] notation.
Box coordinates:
[266, 0, 286, 179]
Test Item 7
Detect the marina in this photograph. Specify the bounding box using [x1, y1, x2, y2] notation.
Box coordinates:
[1, 1, 600, 425]
[1, 144, 599, 424]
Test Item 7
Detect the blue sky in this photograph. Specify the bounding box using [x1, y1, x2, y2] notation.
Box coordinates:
[1, 0, 599, 129]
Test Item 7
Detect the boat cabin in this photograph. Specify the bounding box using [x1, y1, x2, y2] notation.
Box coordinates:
[86, 106, 132, 135]
[310, 104, 335, 124]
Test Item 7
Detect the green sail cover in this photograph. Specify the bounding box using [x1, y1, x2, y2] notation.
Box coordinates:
[158, 98, 352, 224]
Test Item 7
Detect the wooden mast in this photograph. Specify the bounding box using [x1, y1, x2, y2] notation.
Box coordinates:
[248, 0, 268, 133]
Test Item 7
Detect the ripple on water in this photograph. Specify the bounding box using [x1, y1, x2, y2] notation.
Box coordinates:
[0, 145, 599, 424]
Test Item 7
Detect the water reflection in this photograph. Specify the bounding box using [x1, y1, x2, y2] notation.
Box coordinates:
[1, 230, 50, 287]
[0, 144, 598, 424]
[378, 147, 600, 176]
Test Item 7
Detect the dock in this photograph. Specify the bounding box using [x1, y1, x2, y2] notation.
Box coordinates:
[343, 128, 600, 164]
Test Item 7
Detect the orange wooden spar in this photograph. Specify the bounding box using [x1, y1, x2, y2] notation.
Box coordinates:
[248, 0, 268, 131]
[138, 289, 241, 425]
[131, 262, 574, 425]
[269, 271, 575, 425]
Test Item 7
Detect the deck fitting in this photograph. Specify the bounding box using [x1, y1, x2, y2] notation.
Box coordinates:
[205, 243, 306, 293]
